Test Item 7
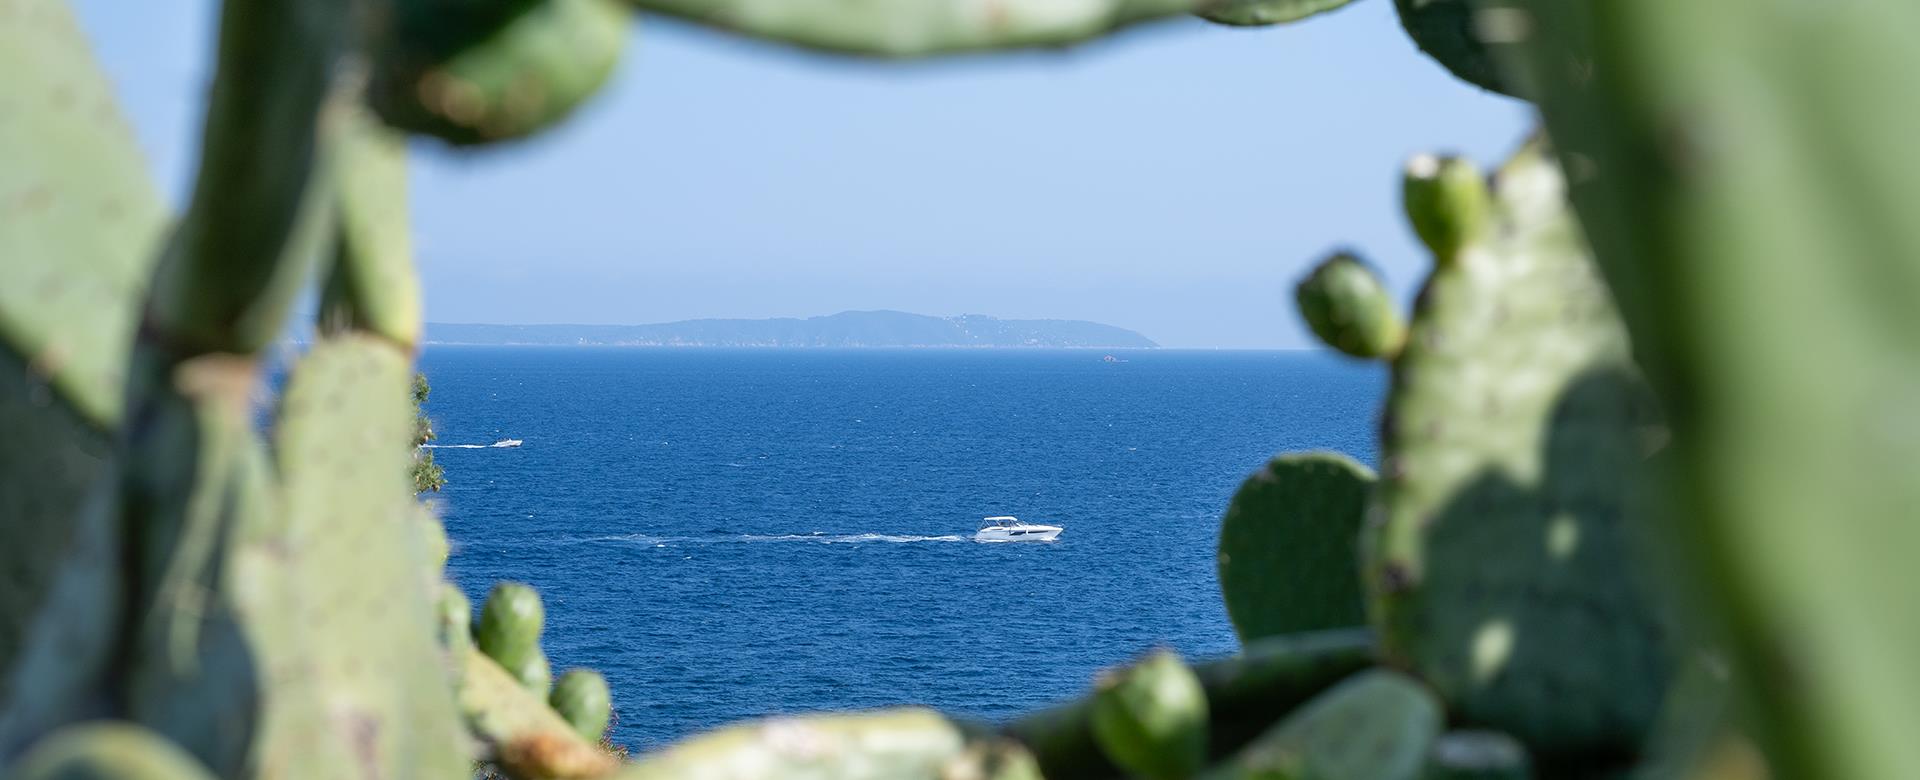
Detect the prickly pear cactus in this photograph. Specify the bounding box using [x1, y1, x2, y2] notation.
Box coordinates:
[8, 723, 215, 780]
[551, 669, 613, 743]
[459, 647, 616, 779]
[368, 0, 631, 146]
[1091, 650, 1208, 780]
[1423, 731, 1531, 780]
[1296, 254, 1406, 360]
[1217, 669, 1441, 780]
[1364, 141, 1669, 757]
[1198, 0, 1357, 27]
[477, 582, 547, 677]
[614, 708, 970, 780]
[1218, 453, 1372, 641]
[0, 0, 165, 702]
[1390, 0, 1514, 97]
[1499, 0, 1920, 775]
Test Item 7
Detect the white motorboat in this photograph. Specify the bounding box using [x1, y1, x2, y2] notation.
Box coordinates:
[974, 516, 1061, 542]
[490, 438, 523, 448]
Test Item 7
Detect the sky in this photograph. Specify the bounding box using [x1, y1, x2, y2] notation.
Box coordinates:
[72, 0, 1529, 349]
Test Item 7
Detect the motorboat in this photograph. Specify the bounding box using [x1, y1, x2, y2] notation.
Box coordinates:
[974, 516, 1061, 542]
[490, 438, 523, 448]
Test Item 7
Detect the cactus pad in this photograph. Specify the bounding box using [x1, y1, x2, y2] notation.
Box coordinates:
[1391, 0, 1515, 96]
[1091, 649, 1208, 780]
[551, 669, 613, 743]
[1198, 0, 1358, 27]
[1218, 452, 1372, 642]
[1364, 139, 1669, 755]
[1296, 254, 1405, 360]
[478, 581, 547, 676]
[614, 708, 966, 780]
[459, 647, 615, 779]
[320, 109, 421, 348]
[232, 335, 468, 778]
[370, 0, 631, 146]
[9, 722, 215, 780]
[1219, 669, 1441, 780]
[630, 0, 1214, 57]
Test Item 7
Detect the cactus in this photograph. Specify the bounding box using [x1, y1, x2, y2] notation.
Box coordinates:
[8, 723, 215, 780]
[1009, 628, 1373, 779]
[1197, 0, 1357, 27]
[1494, 0, 1920, 775]
[552, 670, 614, 743]
[1423, 731, 1531, 780]
[478, 582, 548, 678]
[1217, 453, 1372, 641]
[1389, 0, 1513, 97]
[368, 0, 632, 146]
[613, 708, 968, 780]
[0, 0, 164, 711]
[1295, 254, 1406, 360]
[517, 651, 555, 696]
[1090, 650, 1209, 780]
[1364, 137, 1670, 758]
[437, 584, 475, 669]
[1214, 669, 1441, 780]
[459, 647, 617, 779]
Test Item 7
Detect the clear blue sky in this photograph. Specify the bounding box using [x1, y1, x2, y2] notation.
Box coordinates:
[73, 0, 1528, 348]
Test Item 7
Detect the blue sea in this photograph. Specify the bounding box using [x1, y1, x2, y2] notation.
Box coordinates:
[418, 348, 1383, 750]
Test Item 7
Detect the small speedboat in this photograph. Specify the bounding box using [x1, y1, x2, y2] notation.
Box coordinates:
[490, 438, 523, 448]
[974, 516, 1061, 542]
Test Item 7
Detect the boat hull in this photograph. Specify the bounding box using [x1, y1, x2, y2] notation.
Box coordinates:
[973, 527, 1061, 542]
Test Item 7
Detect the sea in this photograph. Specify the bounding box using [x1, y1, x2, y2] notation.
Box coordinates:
[418, 347, 1384, 751]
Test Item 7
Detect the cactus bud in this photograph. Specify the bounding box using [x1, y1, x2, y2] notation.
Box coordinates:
[1295, 252, 1406, 359]
[436, 584, 473, 664]
[551, 668, 613, 742]
[475, 582, 544, 675]
[1403, 154, 1491, 262]
[516, 651, 553, 694]
[1091, 649, 1207, 780]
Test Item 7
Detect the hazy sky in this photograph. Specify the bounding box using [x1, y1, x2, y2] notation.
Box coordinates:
[74, 1, 1528, 348]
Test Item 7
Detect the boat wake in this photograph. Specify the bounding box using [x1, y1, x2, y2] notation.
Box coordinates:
[562, 531, 968, 546]
[424, 438, 523, 449]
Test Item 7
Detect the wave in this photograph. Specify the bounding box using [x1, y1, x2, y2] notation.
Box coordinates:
[424, 439, 523, 449]
[560, 531, 968, 546]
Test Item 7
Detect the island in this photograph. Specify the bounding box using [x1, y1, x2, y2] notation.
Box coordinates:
[423, 311, 1158, 348]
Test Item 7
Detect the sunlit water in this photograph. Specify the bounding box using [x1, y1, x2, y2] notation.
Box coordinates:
[420, 347, 1382, 750]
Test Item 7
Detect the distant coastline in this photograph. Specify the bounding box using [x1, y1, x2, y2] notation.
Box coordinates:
[423, 310, 1158, 349]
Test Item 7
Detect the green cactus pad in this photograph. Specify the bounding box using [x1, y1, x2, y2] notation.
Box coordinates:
[1295, 254, 1406, 360]
[1423, 731, 1531, 780]
[9, 722, 216, 780]
[370, 0, 631, 146]
[1391, 0, 1515, 96]
[1090, 649, 1208, 780]
[0, 0, 168, 428]
[230, 335, 468, 778]
[459, 646, 616, 778]
[1216, 669, 1441, 780]
[1218, 452, 1373, 642]
[1198, 0, 1358, 27]
[1365, 139, 1669, 756]
[614, 708, 966, 780]
[1009, 628, 1372, 779]
[477, 581, 547, 675]
[551, 669, 613, 743]
[1501, 1, 1920, 775]
[319, 108, 422, 348]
